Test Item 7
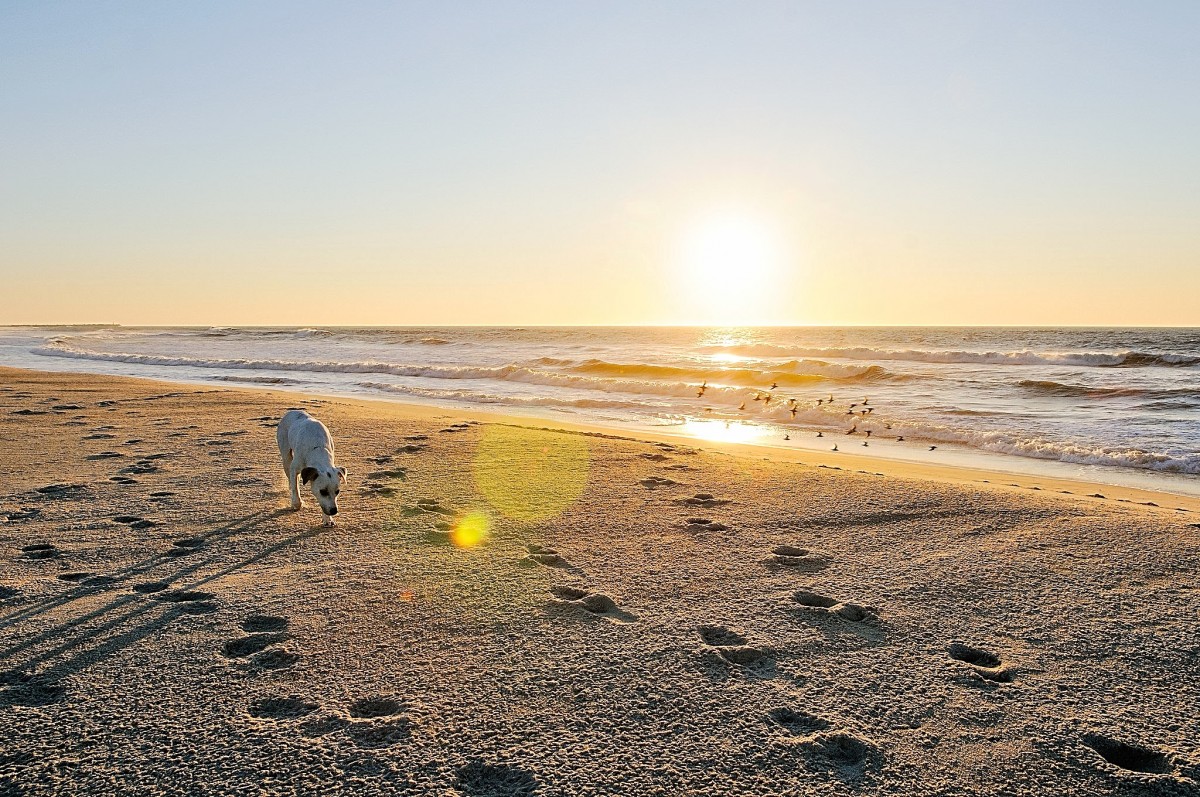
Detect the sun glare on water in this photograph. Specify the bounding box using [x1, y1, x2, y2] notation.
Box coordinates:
[673, 210, 785, 326]
[679, 419, 771, 445]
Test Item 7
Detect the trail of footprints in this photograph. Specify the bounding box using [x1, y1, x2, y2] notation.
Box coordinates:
[6, 410, 1186, 778]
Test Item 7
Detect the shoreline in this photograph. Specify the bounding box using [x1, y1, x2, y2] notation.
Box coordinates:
[3, 365, 1196, 513]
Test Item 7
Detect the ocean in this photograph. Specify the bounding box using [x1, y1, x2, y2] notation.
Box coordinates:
[3, 325, 1198, 497]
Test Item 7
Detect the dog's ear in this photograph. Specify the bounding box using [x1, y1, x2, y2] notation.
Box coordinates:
[336, 467, 347, 483]
[301, 467, 318, 485]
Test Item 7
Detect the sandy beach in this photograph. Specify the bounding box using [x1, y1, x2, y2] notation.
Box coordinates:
[1, 365, 1198, 796]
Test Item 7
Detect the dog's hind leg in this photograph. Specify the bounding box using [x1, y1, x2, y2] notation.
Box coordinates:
[278, 438, 302, 511]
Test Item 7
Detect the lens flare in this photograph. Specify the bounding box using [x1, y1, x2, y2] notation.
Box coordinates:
[473, 425, 590, 521]
[451, 512, 491, 548]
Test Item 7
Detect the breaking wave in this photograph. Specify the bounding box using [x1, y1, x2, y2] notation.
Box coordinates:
[700, 344, 1200, 368]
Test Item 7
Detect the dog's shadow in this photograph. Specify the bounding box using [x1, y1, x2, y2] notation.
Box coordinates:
[0, 508, 317, 701]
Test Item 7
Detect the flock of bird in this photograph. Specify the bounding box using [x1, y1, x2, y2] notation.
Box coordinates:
[696, 380, 939, 453]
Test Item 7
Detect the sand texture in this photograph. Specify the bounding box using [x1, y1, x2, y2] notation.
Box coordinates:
[1, 367, 1198, 796]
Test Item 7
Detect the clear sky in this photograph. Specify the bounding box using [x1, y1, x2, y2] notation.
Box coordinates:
[1, 1, 1197, 326]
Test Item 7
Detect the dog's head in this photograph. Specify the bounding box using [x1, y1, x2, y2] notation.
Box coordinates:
[301, 466, 347, 517]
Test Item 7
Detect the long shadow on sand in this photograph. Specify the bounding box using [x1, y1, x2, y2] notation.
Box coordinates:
[0, 510, 284, 634]
[0, 509, 318, 699]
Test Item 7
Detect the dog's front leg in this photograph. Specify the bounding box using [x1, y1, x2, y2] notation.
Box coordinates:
[287, 464, 302, 511]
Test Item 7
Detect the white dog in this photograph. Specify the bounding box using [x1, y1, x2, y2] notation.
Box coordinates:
[276, 410, 347, 526]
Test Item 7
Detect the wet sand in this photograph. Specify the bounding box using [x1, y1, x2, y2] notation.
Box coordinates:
[1, 366, 1198, 796]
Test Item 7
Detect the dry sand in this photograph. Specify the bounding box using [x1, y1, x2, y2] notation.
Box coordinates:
[1, 366, 1198, 796]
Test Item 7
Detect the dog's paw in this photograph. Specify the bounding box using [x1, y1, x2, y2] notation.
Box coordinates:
[290, 501, 302, 511]
[322, 517, 336, 527]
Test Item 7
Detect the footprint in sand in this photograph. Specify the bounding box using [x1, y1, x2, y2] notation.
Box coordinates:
[223, 633, 290, 658]
[404, 498, 454, 517]
[947, 643, 1014, 683]
[366, 468, 408, 482]
[790, 591, 877, 624]
[341, 696, 411, 748]
[768, 707, 832, 735]
[348, 696, 404, 719]
[797, 731, 878, 770]
[639, 452, 670, 462]
[85, 451, 125, 460]
[697, 624, 771, 666]
[109, 475, 138, 485]
[548, 586, 636, 622]
[0, 671, 67, 707]
[57, 572, 117, 587]
[684, 517, 729, 532]
[113, 516, 158, 530]
[83, 433, 116, 440]
[522, 544, 571, 568]
[153, 590, 217, 614]
[4, 508, 41, 521]
[248, 696, 319, 720]
[168, 538, 205, 557]
[639, 475, 678, 489]
[769, 546, 831, 571]
[455, 761, 539, 797]
[678, 493, 732, 508]
[20, 543, 60, 561]
[0, 586, 20, 600]
[242, 614, 289, 633]
[1082, 733, 1174, 775]
[35, 483, 87, 498]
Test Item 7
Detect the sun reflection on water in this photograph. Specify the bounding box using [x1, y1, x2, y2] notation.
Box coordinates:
[678, 418, 770, 445]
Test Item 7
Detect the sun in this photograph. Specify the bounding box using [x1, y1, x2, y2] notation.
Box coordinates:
[672, 210, 785, 326]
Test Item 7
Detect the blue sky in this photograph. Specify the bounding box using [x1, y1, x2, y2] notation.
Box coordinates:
[1, 1, 1197, 325]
